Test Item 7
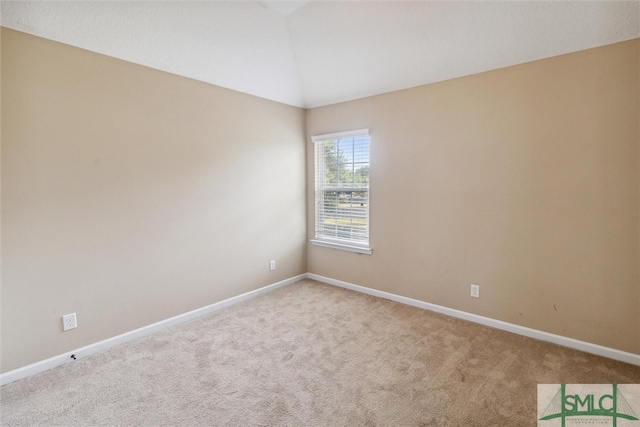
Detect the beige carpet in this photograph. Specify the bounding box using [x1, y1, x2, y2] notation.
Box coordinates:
[2, 279, 639, 426]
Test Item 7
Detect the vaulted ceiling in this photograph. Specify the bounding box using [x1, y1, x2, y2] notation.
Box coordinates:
[2, 1, 638, 108]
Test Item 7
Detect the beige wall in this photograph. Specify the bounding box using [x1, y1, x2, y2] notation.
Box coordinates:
[307, 39, 640, 355]
[1, 28, 307, 373]
[2, 27, 638, 375]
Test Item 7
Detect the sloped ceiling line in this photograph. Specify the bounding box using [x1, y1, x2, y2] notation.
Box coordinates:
[1, 1, 639, 108]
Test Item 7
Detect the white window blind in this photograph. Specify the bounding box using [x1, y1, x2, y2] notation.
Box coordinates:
[311, 129, 371, 254]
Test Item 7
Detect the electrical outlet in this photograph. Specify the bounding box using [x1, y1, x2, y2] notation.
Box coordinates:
[63, 313, 77, 331]
[269, 260, 276, 271]
[470, 284, 480, 298]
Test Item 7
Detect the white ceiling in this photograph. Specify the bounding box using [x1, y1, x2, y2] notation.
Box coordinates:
[2, 1, 639, 108]
[258, 0, 314, 16]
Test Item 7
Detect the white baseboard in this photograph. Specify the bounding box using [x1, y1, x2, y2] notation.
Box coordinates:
[307, 273, 640, 367]
[0, 274, 306, 386]
[3, 272, 637, 386]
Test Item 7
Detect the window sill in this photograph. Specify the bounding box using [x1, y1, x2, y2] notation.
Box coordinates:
[310, 239, 372, 255]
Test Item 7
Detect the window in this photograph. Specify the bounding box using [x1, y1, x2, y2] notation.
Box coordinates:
[311, 129, 371, 254]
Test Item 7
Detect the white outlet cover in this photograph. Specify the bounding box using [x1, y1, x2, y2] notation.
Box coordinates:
[269, 260, 276, 271]
[470, 285, 480, 298]
[63, 313, 77, 331]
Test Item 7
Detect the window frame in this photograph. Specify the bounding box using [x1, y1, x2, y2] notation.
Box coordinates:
[311, 129, 372, 255]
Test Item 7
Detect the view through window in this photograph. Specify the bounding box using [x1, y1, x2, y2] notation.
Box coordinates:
[312, 129, 371, 254]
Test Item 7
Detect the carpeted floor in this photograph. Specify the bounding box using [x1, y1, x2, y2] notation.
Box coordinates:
[1, 279, 639, 426]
